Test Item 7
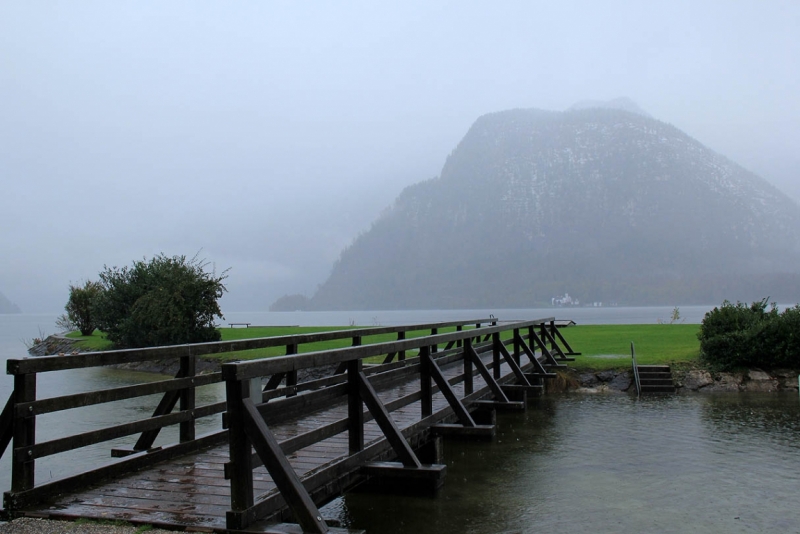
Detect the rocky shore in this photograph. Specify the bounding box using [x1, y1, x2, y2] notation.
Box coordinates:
[571, 366, 799, 393]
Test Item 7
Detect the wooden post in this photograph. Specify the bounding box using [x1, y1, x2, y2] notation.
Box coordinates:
[540, 322, 549, 353]
[456, 325, 463, 349]
[398, 331, 406, 361]
[11, 373, 36, 492]
[463, 337, 473, 395]
[431, 328, 438, 353]
[493, 334, 501, 380]
[347, 359, 364, 454]
[528, 325, 536, 364]
[286, 343, 298, 398]
[513, 328, 521, 367]
[420, 346, 432, 417]
[179, 355, 196, 443]
[226, 377, 254, 517]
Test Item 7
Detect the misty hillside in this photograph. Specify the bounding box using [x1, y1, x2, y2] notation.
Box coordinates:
[308, 107, 800, 309]
[0, 291, 22, 314]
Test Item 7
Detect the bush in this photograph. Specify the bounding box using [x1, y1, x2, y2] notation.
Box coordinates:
[93, 254, 227, 349]
[698, 298, 800, 370]
[65, 280, 104, 336]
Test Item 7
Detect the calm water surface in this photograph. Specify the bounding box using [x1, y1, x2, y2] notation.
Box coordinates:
[330, 393, 800, 533]
[1, 310, 798, 533]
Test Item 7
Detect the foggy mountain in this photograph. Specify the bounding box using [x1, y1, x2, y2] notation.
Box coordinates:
[305, 105, 800, 310]
[0, 291, 22, 314]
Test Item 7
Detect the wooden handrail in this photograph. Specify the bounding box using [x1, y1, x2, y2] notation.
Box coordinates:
[6, 318, 496, 375]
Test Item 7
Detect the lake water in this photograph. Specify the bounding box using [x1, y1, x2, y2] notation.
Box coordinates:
[330, 393, 800, 533]
[1, 307, 798, 532]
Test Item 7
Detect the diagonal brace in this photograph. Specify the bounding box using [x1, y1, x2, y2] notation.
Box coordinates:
[241, 398, 329, 534]
[539, 326, 570, 360]
[515, 336, 552, 375]
[497, 339, 532, 385]
[356, 371, 421, 468]
[422, 352, 475, 427]
[0, 394, 13, 460]
[133, 366, 187, 450]
[466, 344, 509, 403]
[527, 330, 563, 366]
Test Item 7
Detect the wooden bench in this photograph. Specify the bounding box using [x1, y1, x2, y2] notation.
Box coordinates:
[228, 322, 251, 328]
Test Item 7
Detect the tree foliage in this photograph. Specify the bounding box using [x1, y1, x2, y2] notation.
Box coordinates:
[698, 299, 800, 370]
[65, 280, 104, 336]
[93, 254, 227, 349]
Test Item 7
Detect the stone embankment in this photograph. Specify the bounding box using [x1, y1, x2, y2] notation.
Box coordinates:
[571, 367, 798, 393]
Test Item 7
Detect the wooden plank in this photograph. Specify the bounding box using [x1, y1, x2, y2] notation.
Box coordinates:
[4, 430, 227, 510]
[16, 372, 221, 417]
[18, 407, 198, 462]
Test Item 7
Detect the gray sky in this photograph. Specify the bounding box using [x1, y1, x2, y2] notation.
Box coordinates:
[1, 1, 798, 313]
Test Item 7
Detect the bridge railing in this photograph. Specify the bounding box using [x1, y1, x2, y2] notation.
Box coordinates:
[1, 318, 497, 511]
[221, 317, 577, 531]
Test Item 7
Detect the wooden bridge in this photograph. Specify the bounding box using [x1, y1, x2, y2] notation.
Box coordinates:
[0, 318, 578, 533]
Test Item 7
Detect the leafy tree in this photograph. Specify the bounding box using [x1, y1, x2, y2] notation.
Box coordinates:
[93, 254, 227, 349]
[64, 280, 104, 336]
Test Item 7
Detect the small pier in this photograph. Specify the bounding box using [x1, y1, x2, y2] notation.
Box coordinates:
[0, 318, 577, 532]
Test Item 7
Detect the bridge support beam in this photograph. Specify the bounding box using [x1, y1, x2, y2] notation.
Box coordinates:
[360, 461, 446, 495]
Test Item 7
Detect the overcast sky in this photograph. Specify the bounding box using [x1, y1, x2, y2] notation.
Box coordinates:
[1, 1, 798, 313]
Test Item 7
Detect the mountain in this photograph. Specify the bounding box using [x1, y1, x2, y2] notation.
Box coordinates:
[0, 291, 22, 314]
[308, 106, 800, 309]
[568, 96, 652, 118]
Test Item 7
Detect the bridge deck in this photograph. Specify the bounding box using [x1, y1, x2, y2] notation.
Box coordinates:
[22, 351, 515, 532]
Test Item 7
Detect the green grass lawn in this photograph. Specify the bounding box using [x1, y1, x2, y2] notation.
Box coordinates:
[64, 323, 701, 371]
[562, 324, 701, 370]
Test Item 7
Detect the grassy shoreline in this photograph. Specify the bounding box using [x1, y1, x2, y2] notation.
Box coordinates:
[65, 323, 701, 371]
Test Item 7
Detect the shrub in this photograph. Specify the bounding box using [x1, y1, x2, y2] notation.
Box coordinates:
[65, 280, 104, 336]
[698, 298, 800, 370]
[93, 254, 227, 349]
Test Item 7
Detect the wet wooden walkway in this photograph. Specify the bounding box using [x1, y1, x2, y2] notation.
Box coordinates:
[1, 319, 577, 533]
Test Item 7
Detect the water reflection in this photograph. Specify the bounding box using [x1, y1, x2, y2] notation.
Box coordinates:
[330, 393, 800, 533]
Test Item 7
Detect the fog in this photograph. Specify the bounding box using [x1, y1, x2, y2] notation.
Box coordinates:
[1, 1, 798, 312]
